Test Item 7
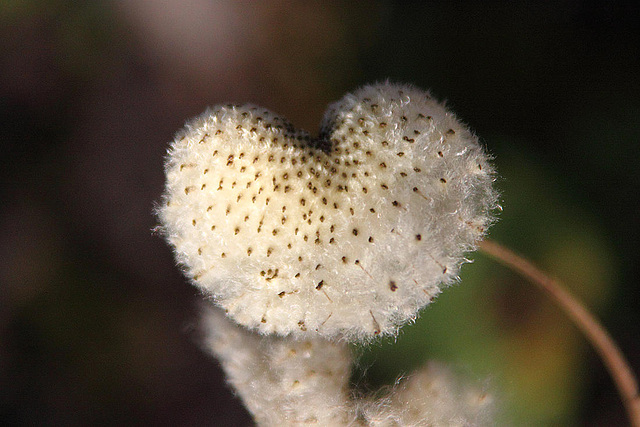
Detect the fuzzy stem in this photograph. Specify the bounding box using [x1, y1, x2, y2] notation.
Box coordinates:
[479, 239, 640, 427]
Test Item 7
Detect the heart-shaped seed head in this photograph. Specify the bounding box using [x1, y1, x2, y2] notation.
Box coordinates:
[159, 83, 498, 340]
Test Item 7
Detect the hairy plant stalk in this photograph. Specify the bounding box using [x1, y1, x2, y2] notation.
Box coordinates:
[479, 239, 640, 427]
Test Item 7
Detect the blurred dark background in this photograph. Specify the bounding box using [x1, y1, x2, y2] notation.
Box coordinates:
[1, 1, 639, 425]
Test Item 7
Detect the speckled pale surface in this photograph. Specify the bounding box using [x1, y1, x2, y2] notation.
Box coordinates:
[361, 362, 494, 426]
[201, 306, 357, 426]
[201, 304, 495, 427]
[159, 83, 497, 340]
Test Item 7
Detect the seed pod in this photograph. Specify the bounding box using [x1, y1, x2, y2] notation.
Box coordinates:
[159, 83, 498, 340]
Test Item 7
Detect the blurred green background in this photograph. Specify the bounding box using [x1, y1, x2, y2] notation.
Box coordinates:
[1, 1, 638, 425]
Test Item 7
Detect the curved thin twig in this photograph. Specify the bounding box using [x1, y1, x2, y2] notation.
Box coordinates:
[479, 239, 640, 427]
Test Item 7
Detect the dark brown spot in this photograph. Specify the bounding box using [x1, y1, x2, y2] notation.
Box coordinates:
[389, 281, 398, 291]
